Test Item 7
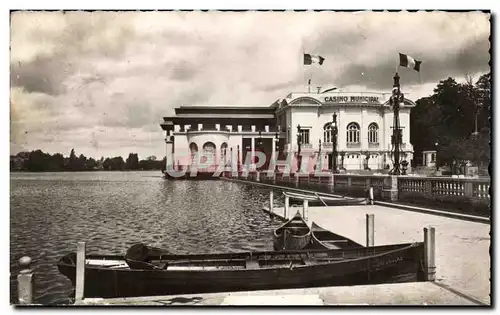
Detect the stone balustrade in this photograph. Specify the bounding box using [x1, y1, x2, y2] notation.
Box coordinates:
[221, 171, 490, 216]
[397, 177, 490, 214]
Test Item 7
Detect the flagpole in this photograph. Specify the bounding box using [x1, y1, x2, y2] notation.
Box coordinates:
[303, 51, 307, 93]
[396, 53, 399, 74]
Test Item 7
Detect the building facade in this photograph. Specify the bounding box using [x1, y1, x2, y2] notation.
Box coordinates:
[160, 91, 415, 173]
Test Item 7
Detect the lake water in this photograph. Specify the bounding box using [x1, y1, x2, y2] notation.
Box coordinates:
[10, 171, 284, 305]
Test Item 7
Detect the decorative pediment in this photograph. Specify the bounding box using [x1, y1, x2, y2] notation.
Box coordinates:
[289, 97, 322, 106]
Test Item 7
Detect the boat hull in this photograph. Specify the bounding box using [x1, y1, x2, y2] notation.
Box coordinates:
[285, 192, 367, 207]
[273, 229, 312, 251]
[272, 212, 311, 250]
[308, 198, 367, 207]
[58, 243, 425, 299]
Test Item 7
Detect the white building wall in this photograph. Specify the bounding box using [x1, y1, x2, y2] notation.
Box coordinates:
[285, 108, 293, 145]
[283, 104, 413, 170]
[173, 134, 189, 166]
[400, 109, 411, 145]
[290, 107, 320, 147]
[341, 107, 363, 151]
[337, 108, 346, 149]
[384, 111, 394, 152]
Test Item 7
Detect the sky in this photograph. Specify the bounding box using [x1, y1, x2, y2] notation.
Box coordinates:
[9, 10, 491, 160]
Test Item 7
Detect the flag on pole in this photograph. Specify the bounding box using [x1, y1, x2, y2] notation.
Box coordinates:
[399, 53, 422, 72]
[304, 53, 325, 65]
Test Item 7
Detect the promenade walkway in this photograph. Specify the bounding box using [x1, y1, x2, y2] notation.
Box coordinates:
[76, 202, 489, 306]
[263, 203, 490, 305]
[77, 282, 479, 305]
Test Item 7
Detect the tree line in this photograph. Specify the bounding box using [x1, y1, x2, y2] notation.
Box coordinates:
[410, 72, 490, 171]
[10, 149, 166, 172]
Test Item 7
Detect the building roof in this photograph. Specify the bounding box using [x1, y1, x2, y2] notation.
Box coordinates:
[168, 113, 275, 119]
[272, 91, 416, 111]
[178, 104, 272, 110]
[162, 90, 415, 128]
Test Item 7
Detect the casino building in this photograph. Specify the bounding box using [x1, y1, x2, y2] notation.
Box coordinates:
[160, 90, 415, 173]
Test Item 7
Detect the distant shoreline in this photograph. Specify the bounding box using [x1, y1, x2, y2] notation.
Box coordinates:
[10, 169, 163, 173]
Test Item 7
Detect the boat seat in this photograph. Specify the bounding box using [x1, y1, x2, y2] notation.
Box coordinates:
[245, 260, 260, 269]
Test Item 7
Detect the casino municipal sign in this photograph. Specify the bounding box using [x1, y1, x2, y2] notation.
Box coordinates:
[323, 95, 380, 104]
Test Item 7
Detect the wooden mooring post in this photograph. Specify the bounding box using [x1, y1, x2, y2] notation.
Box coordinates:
[284, 195, 290, 220]
[365, 214, 375, 247]
[424, 226, 436, 281]
[75, 242, 86, 302]
[17, 256, 34, 304]
[302, 199, 309, 221]
[269, 190, 274, 216]
[369, 187, 374, 205]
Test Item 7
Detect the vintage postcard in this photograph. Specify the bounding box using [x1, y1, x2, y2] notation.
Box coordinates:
[10, 9, 491, 306]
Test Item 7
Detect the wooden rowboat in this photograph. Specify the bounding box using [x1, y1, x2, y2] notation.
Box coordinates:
[57, 242, 426, 299]
[272, 211, 311, 250]
[284, 191, 321, 201]
[284, 191, 368, 207]
[308, 222, 364, 250]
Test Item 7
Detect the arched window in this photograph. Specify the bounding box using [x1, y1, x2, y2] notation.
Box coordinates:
[202, 142, 216, 165]
[323, 123, 332, 143]
[346, 122, 360, 144]
[189, 143, 198, 165]
[368, 123, 379, 144]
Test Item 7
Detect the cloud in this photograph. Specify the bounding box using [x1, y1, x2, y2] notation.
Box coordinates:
[10, 11, 491, 158]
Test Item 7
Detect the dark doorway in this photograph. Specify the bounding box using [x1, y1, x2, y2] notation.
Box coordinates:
[328, 153, 333, 170]
[241, 138, 274, 171]
[256, 138, 273, 171]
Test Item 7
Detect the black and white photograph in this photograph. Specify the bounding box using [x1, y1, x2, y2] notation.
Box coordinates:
[9, 8, 492, 306]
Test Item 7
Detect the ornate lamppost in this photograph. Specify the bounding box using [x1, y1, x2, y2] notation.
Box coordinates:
[331, 113, 339, 174]
[435, 141, 439, 173]
[389, 73, 405, 175]
[230, 147, 233, 171]
[339, 151, 346, 171]
[275, 126, 280, 173]
[296, 124, 302, 172]
[256, 130, 263, 171]
[401, 156, 409, 175]
[237, 145, 241, 172]
[363, 151, 371, 171]
[318, 138, 322, 172]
